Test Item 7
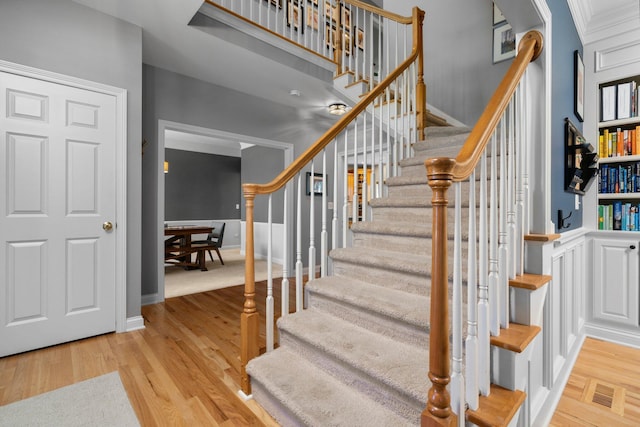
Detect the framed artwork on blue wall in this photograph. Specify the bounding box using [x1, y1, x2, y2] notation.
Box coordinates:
[574, 50, 585, 122]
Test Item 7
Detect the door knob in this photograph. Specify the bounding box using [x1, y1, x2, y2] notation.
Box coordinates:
[631, 245, 636, 250]
[103, 221, 113, 232]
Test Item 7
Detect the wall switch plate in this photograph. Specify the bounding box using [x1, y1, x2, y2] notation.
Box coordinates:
[235, 204, 240, 209]
[575, 194, 580, 210]
[328, 202, 334, 210]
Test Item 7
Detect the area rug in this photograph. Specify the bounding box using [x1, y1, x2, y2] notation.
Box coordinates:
[0, 371, 139, 426]
[165, 248, 283, 298]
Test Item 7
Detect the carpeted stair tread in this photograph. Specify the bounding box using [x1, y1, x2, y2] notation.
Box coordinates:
[425, 126, 471, 138]
[247, 347, 413, 427]
[350, 220, 431, 237]
[369, 197, 432, 208]
[413, 132, 469, 152]
[331, 247, 428, 276]
[387, 174, 429, 186]
[306, 275, 429, 330]
[277, 309, 429, 404]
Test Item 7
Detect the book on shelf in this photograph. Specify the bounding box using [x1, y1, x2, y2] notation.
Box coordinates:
[598, 125, 640, 157]
[600, 81, 640, 122]
[598, 202, 640, 231]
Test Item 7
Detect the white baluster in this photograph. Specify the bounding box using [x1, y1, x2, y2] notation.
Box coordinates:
[296, 172, 303, 311]
[352, 118, 359, 223]
[451, 182, 465, 420]
[309, 161, 316, 283]
[321, 150, 328, 276]
[266, 194, 274, 352]
[281, 186, 290, 317]
[499, 114, 509, 330]
[508, 99, 517, 281]
[478, 152, 491, 395]
[466, 171, 478, 410]
[489, 133, 500, 336]
[343, 130, 349, 247]
[332, 139, 339, 252]
[362, 107, 368, 221]
[516, 83, 525, 276]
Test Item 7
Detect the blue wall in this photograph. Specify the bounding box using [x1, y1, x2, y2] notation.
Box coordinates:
[548, 0, 584, 232]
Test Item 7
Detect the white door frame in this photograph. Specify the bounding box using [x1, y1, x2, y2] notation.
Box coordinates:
[0, 60, 128, 332]
[157, 120, 294, 303]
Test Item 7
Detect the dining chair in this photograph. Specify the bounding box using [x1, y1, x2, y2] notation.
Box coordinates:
[193, 222, 225, 265]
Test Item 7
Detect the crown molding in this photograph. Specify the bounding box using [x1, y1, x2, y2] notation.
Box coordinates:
[568, 0, 640, 45]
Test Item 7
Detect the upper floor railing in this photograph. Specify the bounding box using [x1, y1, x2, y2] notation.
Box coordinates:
[206, 0, 414, 90]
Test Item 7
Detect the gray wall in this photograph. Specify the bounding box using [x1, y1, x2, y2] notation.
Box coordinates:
[0, 0, 143, 318]
[142, 64, 327, 297]
[165, 149, 241, 220]
[547, 0, 583, 232]
[241, 145, 286, 223]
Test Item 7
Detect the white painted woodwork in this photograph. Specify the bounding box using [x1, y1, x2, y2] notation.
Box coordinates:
[592, 238, 639, 327]
[451, 182, 464, 419]
[0, 71, 117, 357]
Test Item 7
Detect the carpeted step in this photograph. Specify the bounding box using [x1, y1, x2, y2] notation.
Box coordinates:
[247, 346, 415, 427]
[425, 126, 471, 138]
[413, 131, 470, 153]
[330, 246, 430, 294]
[367, 197, 477, 231]
[276, 309, 429, 421]
[350, 220, 470, 258]
[306, 275, 430, 346]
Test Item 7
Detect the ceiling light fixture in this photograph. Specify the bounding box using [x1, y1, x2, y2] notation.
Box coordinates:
[328, 103, 348, 115]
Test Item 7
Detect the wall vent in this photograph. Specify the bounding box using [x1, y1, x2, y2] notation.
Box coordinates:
[581, 378, 625, 416]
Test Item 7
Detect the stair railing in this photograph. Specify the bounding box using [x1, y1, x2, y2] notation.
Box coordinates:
[240, 6, 425, 397]
[422, 31, 543, 426]
[205, 0, 413, 86]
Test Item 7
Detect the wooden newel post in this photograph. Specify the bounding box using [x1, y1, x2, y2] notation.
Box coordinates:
[241, 184, 259, 396]
[414, 7, 427, 140]
[422, 158, 457, 427]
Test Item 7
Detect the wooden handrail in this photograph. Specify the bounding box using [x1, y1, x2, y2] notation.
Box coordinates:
[243, 6, 425, 199]
[452, 30, 543, 181]
[421, 30, 543, 426]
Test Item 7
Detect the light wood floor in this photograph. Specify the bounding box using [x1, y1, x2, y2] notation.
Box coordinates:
[0, 280, 296, 426]
[550, 337, 640, 426]
[3, 282, 640, 426]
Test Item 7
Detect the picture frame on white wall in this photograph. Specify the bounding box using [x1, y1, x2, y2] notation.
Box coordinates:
[493, 23, 515, 63]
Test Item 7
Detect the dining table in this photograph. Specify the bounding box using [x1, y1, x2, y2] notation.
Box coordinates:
[164, 225, 214, 271]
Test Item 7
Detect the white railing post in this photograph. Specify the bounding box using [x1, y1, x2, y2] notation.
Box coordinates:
[489, 133, 500, 336]
[321, 150, 328, 276]
[281, 186, 290, 317]
[478, 152, 490, 395]
[451, 182, 465, 421]
[266, 194, 274, 352]
[296, 172, 303, 311]
[309, 161, 317, 283]
[466, 170, 479, 410]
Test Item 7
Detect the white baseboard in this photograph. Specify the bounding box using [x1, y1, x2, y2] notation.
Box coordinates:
[585, 323, 640, 349]
[141, 292, 161, 306]
[125, 315, 145, 331]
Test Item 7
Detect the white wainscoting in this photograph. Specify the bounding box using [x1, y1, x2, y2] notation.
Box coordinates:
[240, 221, 286, 267]
[531, 229, 587, 426]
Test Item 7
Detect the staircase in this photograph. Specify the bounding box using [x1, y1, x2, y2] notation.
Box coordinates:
[247, 126, 548, 426]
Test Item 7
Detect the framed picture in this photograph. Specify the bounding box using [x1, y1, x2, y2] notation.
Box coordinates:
[574, 50, 585, 122]
[287, 3, 303, 31]
[341, 5, 351, 28]
[306, 7, 319, 31]
[343, 32, 351, 55]
[308, 0, 318, 6]
[306, 172, 326, 196]
[492, 23, 515, 63]
[324, 1, 337, 23]
[355, 27, 364, 50]
[325, 25, 336, 48]
[266, 0, 282, 9]
[493, 3, 506, 25]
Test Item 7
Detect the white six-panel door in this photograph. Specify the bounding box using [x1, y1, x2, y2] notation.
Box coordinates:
[0, 71, 117, 357]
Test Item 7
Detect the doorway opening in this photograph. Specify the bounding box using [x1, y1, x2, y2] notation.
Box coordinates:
[157, 120, 293, 301]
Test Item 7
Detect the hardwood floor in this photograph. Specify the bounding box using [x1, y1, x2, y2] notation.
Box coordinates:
[3, 281, 640, 426]
[550, 337, 640, 426]
[0, 280, 296, 426]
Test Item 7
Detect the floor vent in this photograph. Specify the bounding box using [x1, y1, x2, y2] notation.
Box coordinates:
[581, 378, 625, 416]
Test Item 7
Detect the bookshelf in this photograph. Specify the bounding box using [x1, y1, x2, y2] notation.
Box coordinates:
[597, 74, 640, 231]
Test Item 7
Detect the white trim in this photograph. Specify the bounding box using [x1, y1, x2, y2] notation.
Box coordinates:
[595, 39, 640, 72]
[157, 120, 294, 302]
[126, 315, 145, 331]
[532, 334, 585, 427]
[0, 59, 128, 333]
[585, 325, 640, 349]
